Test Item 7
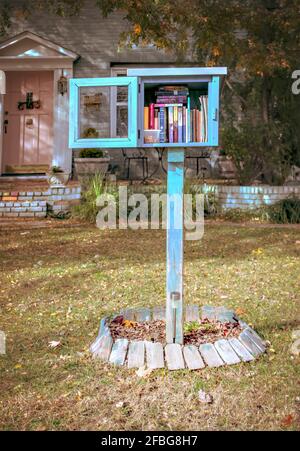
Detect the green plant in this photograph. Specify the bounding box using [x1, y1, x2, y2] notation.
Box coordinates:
[79, 148, 104, 158]
[50, 165, 64, 173]
[72, 172, 117, 222]
[82, 127, 99, 139]
[184, 321, 200, 333]
[184, 180, 219, 218]
[266, 196, 300, 224]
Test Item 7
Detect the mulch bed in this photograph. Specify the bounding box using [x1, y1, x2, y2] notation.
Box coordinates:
[109, 316, 241, 346]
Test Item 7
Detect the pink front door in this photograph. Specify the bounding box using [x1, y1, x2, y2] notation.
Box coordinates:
[2, 71, 53, 172]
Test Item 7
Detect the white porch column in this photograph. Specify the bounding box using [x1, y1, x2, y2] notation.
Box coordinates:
[53, 68, 73, 174]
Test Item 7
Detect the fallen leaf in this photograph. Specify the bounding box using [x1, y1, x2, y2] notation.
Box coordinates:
[48, 340, 61, 349]
[281, 414, 293, 427]
[123, 320, 137, 329]
[116, 401, 125, 408]
[135, 366, 153, 378]
[198, 390, 213, 404]
[236, 307, 246, 316]
[111, 315, 124, 325]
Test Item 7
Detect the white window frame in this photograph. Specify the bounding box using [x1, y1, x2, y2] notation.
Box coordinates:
[110, 67, 128, 138]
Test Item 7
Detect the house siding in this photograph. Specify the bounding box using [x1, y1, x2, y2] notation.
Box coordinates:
[5, 0, 176, 77]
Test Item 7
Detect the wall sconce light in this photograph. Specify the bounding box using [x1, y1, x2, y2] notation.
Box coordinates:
[58, 70, 68, 96]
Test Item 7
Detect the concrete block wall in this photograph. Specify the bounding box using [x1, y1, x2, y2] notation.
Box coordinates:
[0, 186, 81, 218]
[213, 185, 300, 210]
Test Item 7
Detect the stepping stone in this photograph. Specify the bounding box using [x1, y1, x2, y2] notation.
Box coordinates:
[214, 339, 241, 365]
[239, 331, 262, 357]
[199, 343, 224, 368]
[201, 305, 216, 320]
[229, 337, 254, 362]
[165, 344, 185, 370]
[145, 341, 164, 369]
[183, 345, 205, 370]
[243, 328, 266, 352]
[153, 306, 165, 320]
[92, 335, 113, 361]
[109, 339, 129, 366]
[185, 305, 199, 322]
[135, 308, 151, 322]
[127, 341, 145, 369]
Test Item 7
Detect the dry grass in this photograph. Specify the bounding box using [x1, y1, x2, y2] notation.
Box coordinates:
[0, 220, 299, 431]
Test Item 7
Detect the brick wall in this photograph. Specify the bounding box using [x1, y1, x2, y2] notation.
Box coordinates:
[0, 186, 81, 218]
[211, 185, 300, 210]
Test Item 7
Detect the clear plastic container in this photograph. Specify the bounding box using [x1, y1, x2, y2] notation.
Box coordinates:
[144, 129, 160, 144]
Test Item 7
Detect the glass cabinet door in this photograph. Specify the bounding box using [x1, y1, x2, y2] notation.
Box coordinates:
[69, 77, 138, 148]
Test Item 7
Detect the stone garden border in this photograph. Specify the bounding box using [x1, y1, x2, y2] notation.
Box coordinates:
[90, 305, 266, 371]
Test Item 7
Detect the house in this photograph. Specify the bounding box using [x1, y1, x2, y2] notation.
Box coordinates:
[0, 2, 193, 180]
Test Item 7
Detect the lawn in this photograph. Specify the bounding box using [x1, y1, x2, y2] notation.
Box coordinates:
[0, 221, 299, 431]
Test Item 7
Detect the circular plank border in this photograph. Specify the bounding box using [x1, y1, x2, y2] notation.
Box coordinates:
[90, 305, 266, 371]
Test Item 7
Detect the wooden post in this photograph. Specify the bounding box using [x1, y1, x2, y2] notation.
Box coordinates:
[166, 149, 184, 344]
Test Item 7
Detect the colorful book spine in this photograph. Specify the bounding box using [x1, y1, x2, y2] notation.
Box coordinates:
[154, 103, 183, 107]
[182, 106, 186, 143]
[178, 107, 183, 143]
[149, 103, 155, 130]
[144, 107, 149, 130]
[168, 106, 174, 143]
[173, 106, 178, 143]
[156, 97, 187, 104]
[154, 108, 159, 130]
[186, 97, 191, 143]
[193, 109, 197, 142]
[197, 110, 201, 142]
[159, 107, 166, 143]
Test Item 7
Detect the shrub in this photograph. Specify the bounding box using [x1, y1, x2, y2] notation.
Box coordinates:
[267, 196, 300, 224]
[72, 173, 117, 223]
[79, 148, 104, 158]
[184, 180, 219, 218]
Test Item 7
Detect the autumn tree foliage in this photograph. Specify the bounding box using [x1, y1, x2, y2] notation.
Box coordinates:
[1, 0, 300, 183]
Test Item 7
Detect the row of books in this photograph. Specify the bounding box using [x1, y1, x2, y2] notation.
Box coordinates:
[144, 96, 208, 143]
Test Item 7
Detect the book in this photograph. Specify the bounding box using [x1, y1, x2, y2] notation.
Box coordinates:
[149, 103, 155, 130]
[193, 109, 197, 142]
[178, 107, 183, 143]
[154, 108, 159, 130]
[144, 107, 149, 130]
[159, 107, 166, 143]
[173, 106, 178, 143]
[186, 97, 191, 143]
[168, 106, 174, 143]
[154, 103, 183, 107]
[155, 90, 189, 96]
[182, 106, 186, 143]
[156, 96, 187, 104]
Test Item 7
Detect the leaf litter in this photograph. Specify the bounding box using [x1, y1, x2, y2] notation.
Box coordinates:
[109, 316, 241, 345]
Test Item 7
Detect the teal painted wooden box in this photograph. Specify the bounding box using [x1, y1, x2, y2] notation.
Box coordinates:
[69, 67, 227, 149]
